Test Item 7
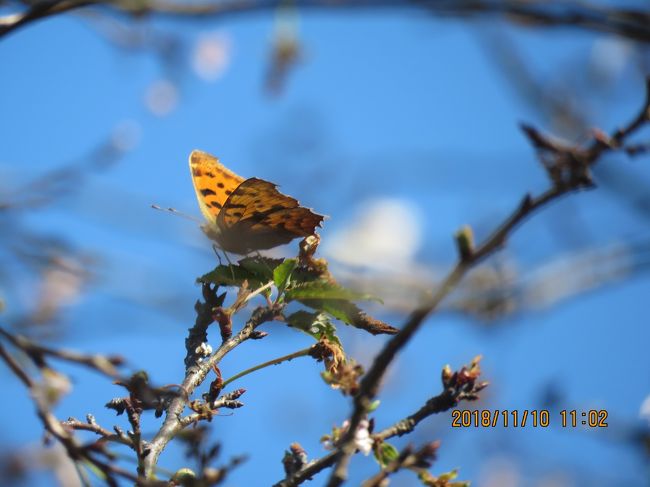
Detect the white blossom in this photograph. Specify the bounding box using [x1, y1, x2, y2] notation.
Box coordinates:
[354, 419, 373, 456]
[195, 343, 213, 363]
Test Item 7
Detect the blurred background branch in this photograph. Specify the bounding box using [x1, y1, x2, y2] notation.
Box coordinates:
[1, 0, 649, 485]
[3, 1, 650, 41]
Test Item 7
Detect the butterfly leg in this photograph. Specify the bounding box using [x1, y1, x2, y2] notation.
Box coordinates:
[211, 244, 223, 265]
[211, 245, 235, 267]
[222, 251, 237, 281]
[210, 245, 237, 281]
[223, 251, 235, 266]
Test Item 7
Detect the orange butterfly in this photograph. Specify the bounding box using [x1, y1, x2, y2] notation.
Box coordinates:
[189, 150, 324, 255]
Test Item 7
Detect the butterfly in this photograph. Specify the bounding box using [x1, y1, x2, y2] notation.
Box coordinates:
[189, 150, 324, 255]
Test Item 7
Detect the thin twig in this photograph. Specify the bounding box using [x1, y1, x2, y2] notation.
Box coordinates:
[243, 280, 275, 304]
[221, 346, 313, 389]
[62, 416, 134, 449]
[374, 385, 485, 441]
[177, 390, 246, 428]
[0, 343, 140, 485]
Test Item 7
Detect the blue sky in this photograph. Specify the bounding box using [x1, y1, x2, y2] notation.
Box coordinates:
[1, 5, 649, 486]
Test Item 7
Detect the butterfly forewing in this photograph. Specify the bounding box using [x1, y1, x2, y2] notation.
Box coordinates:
[189, 150, 244, 226]
[189, 149, 324, 254]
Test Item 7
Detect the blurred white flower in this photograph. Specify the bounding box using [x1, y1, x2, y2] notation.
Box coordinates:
[32, 369, 72, 408]
[322, 437, 333, 450]
[34, 256, 87, 324]
[145, 79, 178, 116]
[29, 443, 81, 487]
[193, 32, 232, 81]
[640, 394, 650, 424]
[325, 198, 423, 272]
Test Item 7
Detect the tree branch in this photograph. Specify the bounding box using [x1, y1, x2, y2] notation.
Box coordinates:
[142, 286, 283, 477]
[0, 342, 140, 486]
[275, 358, 485, 487]
[0, 327, 124, 379]
[322, 77, 650, 486]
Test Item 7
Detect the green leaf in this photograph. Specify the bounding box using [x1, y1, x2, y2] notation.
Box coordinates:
[282, 272, 397, 336]
[285, 310, 318, 331]
[239, 256, 283, 281]
[295, 299, 398, 335]
[367, 400, 381, 412]
[285, 311, 342, 346]
[273, 258, 297, 293]
[317, 300, 360, 324]
[285, 281, 381, 303]
[198, 256, 283, 289]
[199, 265, 256, 288]
[374, 441, 399, 468]
[171, 468, 197, 486]
[438, 469, 459, 481]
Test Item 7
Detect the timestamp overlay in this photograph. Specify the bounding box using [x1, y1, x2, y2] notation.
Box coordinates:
[451, 409, 609, 428]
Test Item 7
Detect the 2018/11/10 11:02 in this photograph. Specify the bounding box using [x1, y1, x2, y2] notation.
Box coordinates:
[451, 409, 609, 428]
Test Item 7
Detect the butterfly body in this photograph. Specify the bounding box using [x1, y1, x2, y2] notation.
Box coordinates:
[189, 150, 324, 254]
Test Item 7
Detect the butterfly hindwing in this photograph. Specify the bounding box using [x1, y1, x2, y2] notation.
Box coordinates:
[217, 177, 324, 253]
[247, 207, 324, 234]
[218, 178, 296, 227]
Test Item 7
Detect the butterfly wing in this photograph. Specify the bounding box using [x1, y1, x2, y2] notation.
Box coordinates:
[188, 150, 244, 227]
[217, 178, 324, 253]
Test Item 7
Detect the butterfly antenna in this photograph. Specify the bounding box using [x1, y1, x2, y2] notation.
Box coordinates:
[151, 204, 202, 223]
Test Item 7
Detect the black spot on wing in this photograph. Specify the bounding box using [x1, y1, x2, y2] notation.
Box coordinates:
[200, 188, 216, 196]
[244, 206, 286, 223]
